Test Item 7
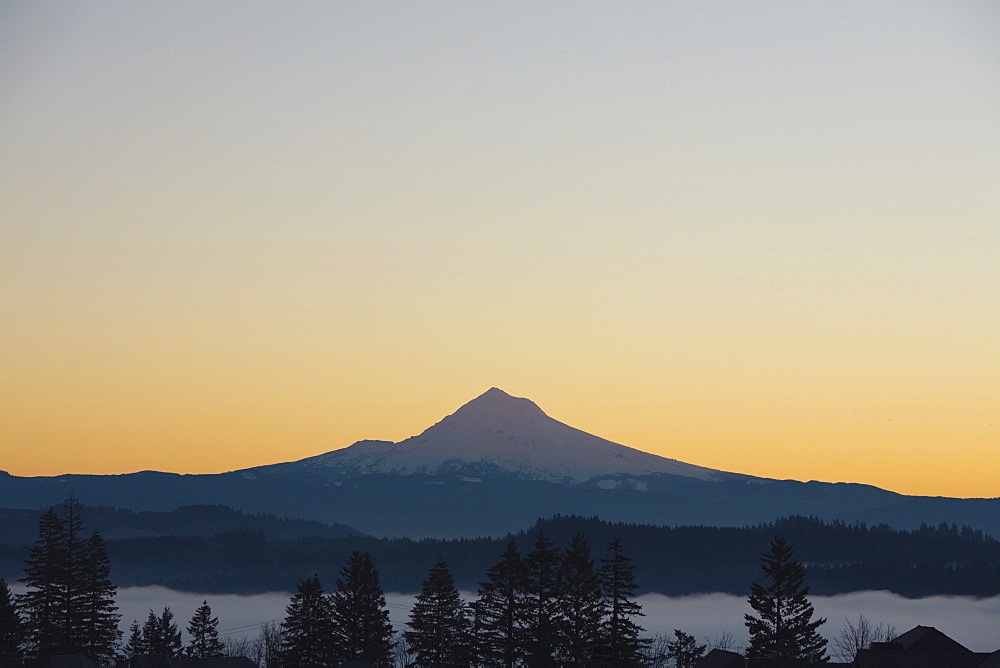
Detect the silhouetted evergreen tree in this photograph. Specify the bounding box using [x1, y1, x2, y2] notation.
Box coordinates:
[141, 611, 161, 654]
[556, 533, 605, 665]
[665, 629, 706, 668]
[405, 561, 471, 666]
[186, 600, 224, 658]
[0, 577, 21, 657]
[123, 619, 144, 658]
[18, 508, 66, 655]
[476, 538, 528, 667]
[599, 537, 648, 667]
[142, 607, 182, 657]
[78, 531, 120, 663]
[330, 551, 393, 666]
[60, 497, 88, 653]
[745, 536, 828, 661]
[280, 574, 336, 667]
[523, 532, 561, 667]
[17, 497, 119, 662]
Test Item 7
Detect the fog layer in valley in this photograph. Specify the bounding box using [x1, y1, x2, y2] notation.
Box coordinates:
[106, 587, 1000, 653]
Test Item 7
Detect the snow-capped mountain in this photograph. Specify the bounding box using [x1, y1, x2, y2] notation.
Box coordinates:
[2, 387, 999, 540]
[277, 387, 739, 485]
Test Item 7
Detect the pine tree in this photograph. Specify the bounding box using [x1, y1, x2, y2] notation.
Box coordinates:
[160, 608, 183, 657]
[330, 551, 394, 666]
[18, 508, 65, 656]
[744, 536, 828, 661]
[404, 561, 471, 667]
[665, 629, 706, 668]
[123, 619, 144, 658]
[476, 538, 528, 668]
[556, 533, 605, 665]
[141, 610, 164, 655]
[523, 532, 561, 667]
[599, 537, 648, 667]
[60, 496, 89, 654]
[280, 574, 336, 667]
[186, 600, 225, 658]
[0, 577, 22, 657]
[142, 607, 182, 657]
[17, 497, 119, 662]
[78, 531, 120, 663]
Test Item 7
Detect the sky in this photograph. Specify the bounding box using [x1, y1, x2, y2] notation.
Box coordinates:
[1, 1, 998, 498]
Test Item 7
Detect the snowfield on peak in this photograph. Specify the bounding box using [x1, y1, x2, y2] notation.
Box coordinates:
[283, 388, 737, 485]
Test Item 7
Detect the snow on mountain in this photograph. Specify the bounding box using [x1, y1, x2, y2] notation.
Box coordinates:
[286, 388, 736, 485]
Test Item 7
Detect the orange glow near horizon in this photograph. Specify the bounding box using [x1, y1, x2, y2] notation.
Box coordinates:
[1, 3, 998, 501]
[3, 372, 998, 499]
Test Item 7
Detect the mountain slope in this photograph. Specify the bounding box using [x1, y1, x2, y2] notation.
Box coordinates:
[271, 387, 739, 485]
[1, 388, 998, 539]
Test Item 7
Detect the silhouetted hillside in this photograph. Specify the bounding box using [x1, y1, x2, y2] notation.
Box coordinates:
[2, 511, 996, 598]
[0, 503, 361, 545]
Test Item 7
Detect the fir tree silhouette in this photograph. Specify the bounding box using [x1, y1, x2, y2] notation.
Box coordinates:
[745, 536, 828, 661]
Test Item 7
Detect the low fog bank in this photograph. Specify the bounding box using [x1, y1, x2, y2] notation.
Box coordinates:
[11, 584, 995, 653]
[637, 591, 1000, 653]
[101, 587, 999, 653]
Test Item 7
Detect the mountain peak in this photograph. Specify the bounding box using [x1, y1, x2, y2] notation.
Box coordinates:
[287, 387, 733, 485]
[452, 388, 547, 421]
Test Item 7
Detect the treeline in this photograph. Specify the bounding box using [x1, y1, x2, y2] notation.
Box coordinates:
[1, 498, 120, 665]
[2, 507, 999, 597]
[0, 498, 259, 665]
[0, 498, 664, 666]
[259, 534, 651, 666]
[1, 497, 955, 666]
[15, 513, 998, 597]
[526, 514, 1000, 597]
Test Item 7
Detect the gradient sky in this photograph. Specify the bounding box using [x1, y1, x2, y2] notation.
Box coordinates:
[2, 1, 998, 498]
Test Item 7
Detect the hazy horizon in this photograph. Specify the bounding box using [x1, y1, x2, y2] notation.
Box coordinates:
[3, 385, 999, 500]
[2, 1, 999, 497]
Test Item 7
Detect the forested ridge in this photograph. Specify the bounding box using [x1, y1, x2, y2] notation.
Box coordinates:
[1, 507, 997, 597]
[1, 504, 676, 666]
[0, 503, 360, 544]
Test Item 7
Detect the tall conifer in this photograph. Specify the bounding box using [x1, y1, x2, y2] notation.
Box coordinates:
[123, 619, 145, 658]
[745, 536, 828, 661]
[159, 607, 182, 657]
[17, 497, 119, 661]
[476, 538, 528, 668]
[60, 496, 88, 653]
[142, 607, 182, 657]
[330, 551, 393, 666]
[405, 561, 471, 666]
[599, 537, 648, 667]
[141, 610, 163, 655]
[524, 532, 561, 667]
[18, 508, 64, 656]
[79, 531, 120, 663]
[186, 600, 225, 658]
[557, 532, 605, 665]
[280, 574, 336, 667]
